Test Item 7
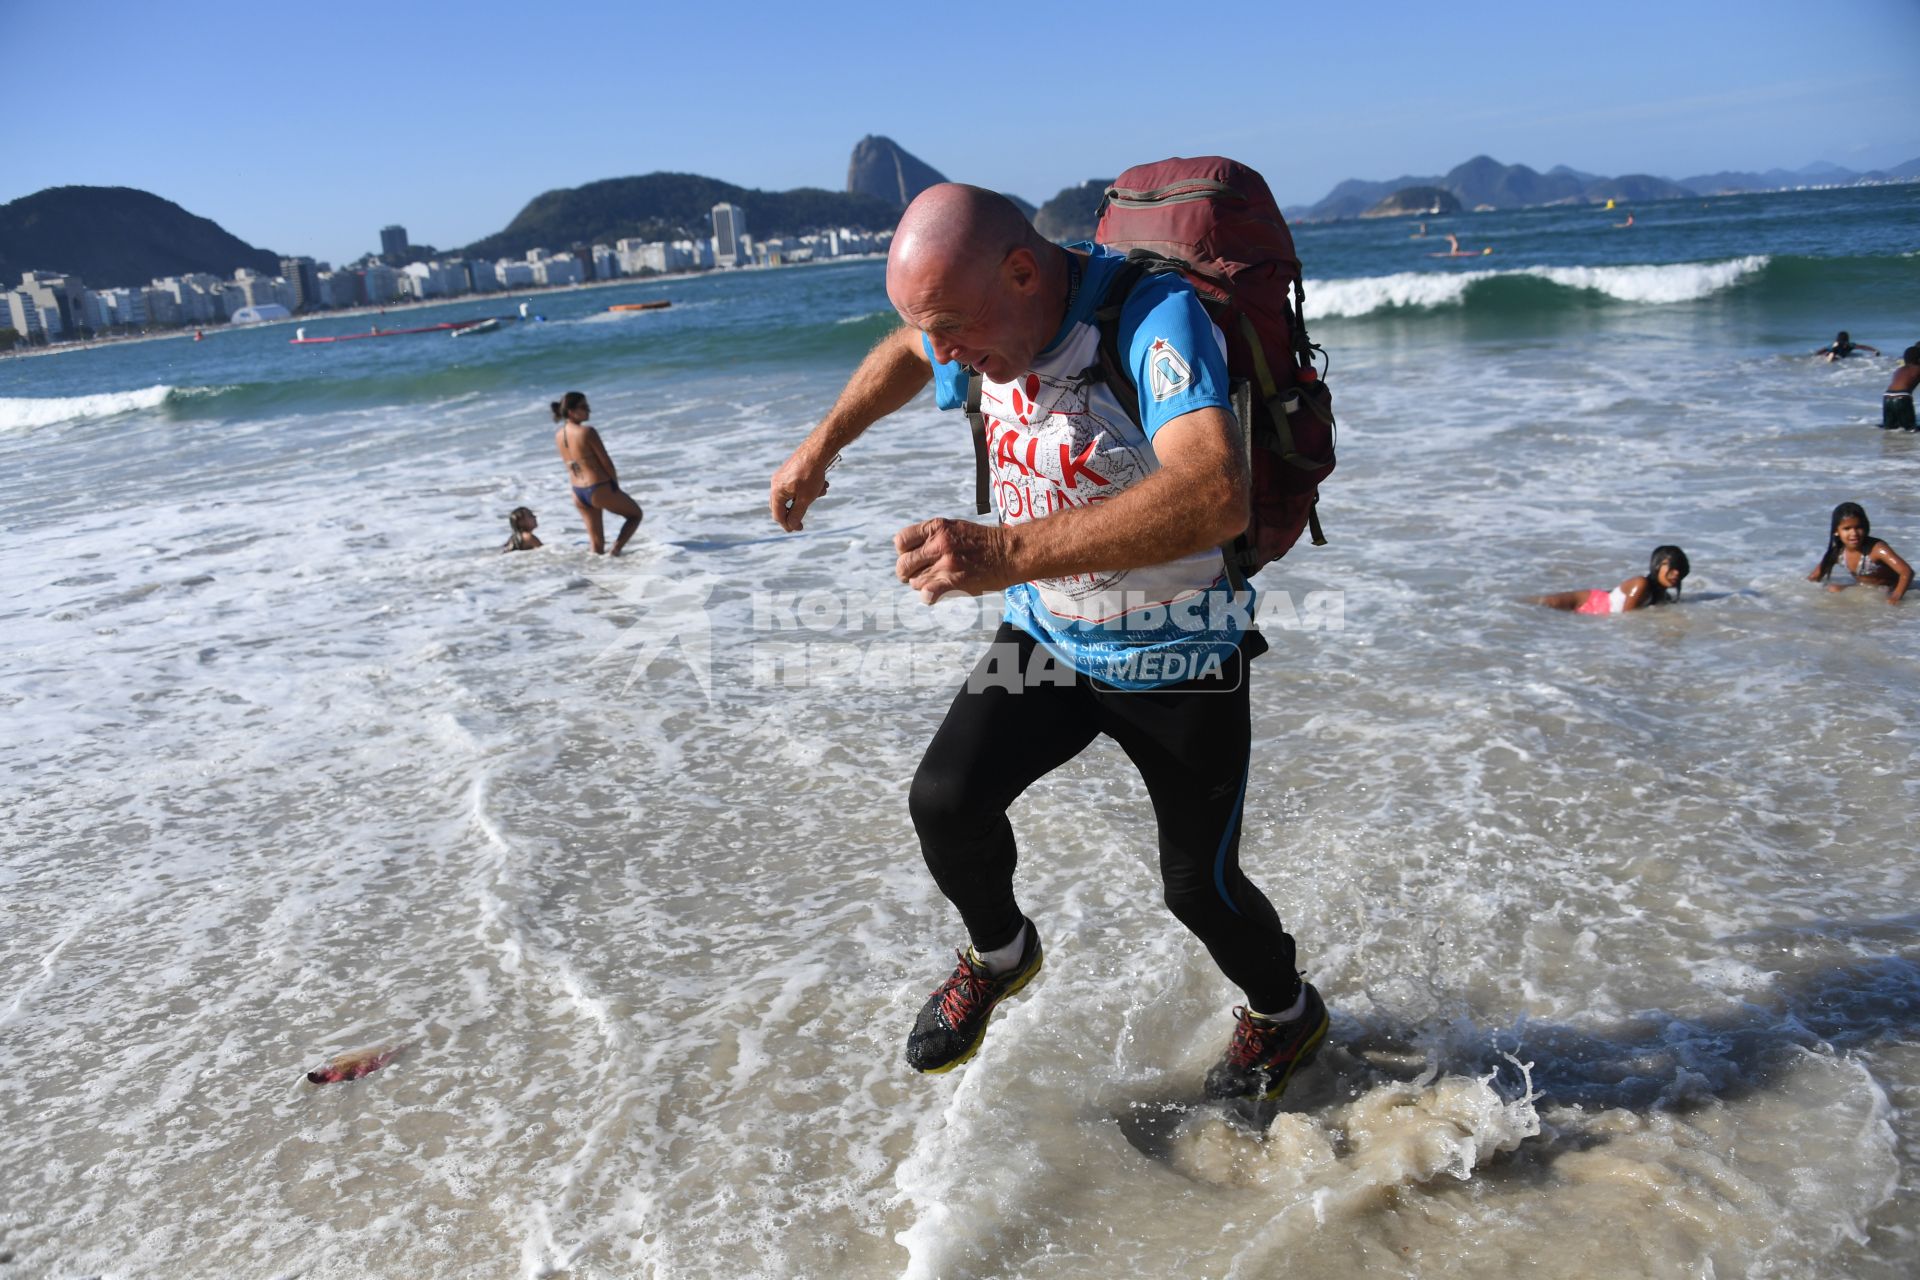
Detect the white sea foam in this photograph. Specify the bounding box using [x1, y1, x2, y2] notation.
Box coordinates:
[3, 242, 1918, 1279]
[1308, 254, 1771, 318]
[0, 383, 223, 433]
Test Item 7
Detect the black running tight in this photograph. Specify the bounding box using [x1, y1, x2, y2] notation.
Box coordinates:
[907, 622, 1301, 1013]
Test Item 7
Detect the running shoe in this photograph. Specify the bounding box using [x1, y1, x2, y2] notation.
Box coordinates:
[904, 923, 1044, 1074]
[1203, 982, 1329, 1102]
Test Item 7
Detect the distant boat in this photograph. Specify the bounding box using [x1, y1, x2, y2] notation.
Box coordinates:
[451, 318, 500, 337]
[292, 319, 501, 345]
[609, 300, 671, 312]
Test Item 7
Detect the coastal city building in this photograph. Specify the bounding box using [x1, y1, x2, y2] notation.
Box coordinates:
[6, 204, 893, 346]
[5, 289, 43, 341]
[280, 257, 321, 312]
[533, 254, 585, 287]
[362, 263, 401, 304]
[712, 203, 745, 268]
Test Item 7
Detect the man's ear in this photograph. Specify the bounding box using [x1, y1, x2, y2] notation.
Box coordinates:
[1003, 246, 1040, 295]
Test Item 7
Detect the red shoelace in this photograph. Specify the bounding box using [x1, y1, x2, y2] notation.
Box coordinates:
[1224, 1006, 1277, 1068]
[937, 951, 993, 1027]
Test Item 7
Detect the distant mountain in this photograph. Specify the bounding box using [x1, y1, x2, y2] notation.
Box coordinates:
[1582, 173, 1693, 203]
[1290, 154, 1919, 220]
[1442, 156, 1586, 209]
[1362, 186, 1461, 218]
[1676, 159, 1920, 193]
[846, 135, 947, 209]
[1294, 172, 1440, 221]
[0, 186, 280, 289]
[1547, 164, 1603, 185]
[462, 173, 904, 260]
[1033, 179, 1112, 242]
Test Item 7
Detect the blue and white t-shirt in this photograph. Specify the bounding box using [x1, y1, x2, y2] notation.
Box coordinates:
[926, 243, 1255, 689]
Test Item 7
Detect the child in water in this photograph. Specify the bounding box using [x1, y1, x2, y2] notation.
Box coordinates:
[1815, 331, 1880, 363]
[1883, 346, 1919, 431]
[1808, 502, 1910, 605]
[502, 507, 542, 553]
[1537, 545, 1690, 614]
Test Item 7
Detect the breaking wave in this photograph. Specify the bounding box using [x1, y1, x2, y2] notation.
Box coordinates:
[0, 384, 231, 433]
[1308, 255, 1772, 319]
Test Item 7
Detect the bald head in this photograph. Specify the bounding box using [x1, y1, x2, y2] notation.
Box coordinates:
[889, 184, 1040, 283]
[886, 184, 1068, 381]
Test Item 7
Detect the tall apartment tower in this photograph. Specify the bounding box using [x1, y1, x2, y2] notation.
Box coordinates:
[380, 225, 410, 263]
[280, 257, 321, 311]
[711, 203, 745, 267]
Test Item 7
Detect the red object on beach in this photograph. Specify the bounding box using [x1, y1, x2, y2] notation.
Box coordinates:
[306, 1045, 402, 1084]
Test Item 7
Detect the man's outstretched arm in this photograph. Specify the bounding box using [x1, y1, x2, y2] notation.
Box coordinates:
[893, 405, 1249, 603]
[770, 326, 932, 531]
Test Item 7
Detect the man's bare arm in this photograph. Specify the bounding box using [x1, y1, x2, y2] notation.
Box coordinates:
[770, 326, 932, 530]
[894, 405, 1249, 602]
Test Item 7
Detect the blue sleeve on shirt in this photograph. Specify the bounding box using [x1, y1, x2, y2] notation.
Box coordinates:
[1115, 275, 1230, 438]
[926, 333, 966, 410]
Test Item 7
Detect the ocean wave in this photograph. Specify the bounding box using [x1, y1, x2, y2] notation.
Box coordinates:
[1308, 255, 1771, 319]
[0, 384, 229, 433]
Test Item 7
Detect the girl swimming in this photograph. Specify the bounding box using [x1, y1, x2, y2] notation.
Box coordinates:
[502, 506, 542, 553]
[1537, 545, 1690, 614]
[552, 391, 644, 555]
[1807, 502, 1910, 605]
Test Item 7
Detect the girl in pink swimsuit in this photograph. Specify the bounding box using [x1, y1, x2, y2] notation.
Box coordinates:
[1536, 545, 1690, 614]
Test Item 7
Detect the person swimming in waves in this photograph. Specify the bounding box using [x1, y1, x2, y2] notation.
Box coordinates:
[1882, 347, 1919, 431]
[1536, 545, 1690, 614]
[1815, 331, 1880, 363]
[1808, 503, 1910, 606]
[552, 391, 644, 556]
[502, 506, 542, 553]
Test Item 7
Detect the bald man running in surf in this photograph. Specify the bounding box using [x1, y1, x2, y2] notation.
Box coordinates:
[769, 184, 1327, 1107]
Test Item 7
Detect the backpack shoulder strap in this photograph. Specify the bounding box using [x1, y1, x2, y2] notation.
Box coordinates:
[1082, 254, 1160, 429]
[965, 370, 990, 514]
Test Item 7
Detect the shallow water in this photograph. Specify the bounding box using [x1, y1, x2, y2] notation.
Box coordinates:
[3, 186, 1919, 1278]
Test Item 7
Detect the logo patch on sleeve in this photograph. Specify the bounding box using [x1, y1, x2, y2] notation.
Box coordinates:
[1147, 337, 1192, 401]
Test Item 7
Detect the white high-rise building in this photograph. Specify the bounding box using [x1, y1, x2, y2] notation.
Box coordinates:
[5, 290, 42, 341]
[97, 288, 149, 326]
[711, 203, 745, 267]
[534, 255, 584, 286]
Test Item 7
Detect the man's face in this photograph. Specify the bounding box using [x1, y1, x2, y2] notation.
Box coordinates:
[889, 249, 1039, 382]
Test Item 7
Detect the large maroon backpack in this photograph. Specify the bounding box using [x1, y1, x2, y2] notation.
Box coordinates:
[964, 157, 1336, 583]
[1094, 157, 1335, 583]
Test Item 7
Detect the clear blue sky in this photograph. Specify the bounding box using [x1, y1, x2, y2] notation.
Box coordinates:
[3, 0, 1915, 267]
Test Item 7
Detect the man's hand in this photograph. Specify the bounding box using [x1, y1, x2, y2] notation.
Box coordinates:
[894, 518, 1017, 604]
[769, 450, 833, 532]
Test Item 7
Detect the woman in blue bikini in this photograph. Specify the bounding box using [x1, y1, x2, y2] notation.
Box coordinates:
[552, 391, 643, 555]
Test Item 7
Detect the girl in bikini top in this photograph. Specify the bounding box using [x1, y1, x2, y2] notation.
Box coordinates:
[1809, 502, 1912, 605]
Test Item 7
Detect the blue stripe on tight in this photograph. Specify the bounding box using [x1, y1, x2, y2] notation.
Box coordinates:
[1213, 761, 1251, 915]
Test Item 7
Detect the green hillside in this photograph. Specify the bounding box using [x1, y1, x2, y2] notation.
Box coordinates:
[463, 173, 905, 259]
[0, 186, 280, 289]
